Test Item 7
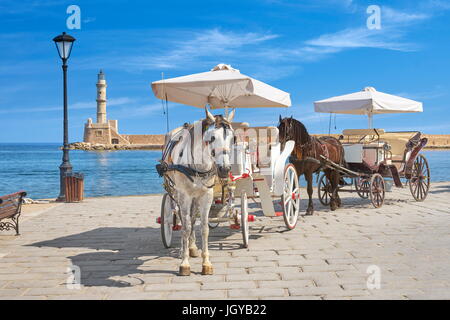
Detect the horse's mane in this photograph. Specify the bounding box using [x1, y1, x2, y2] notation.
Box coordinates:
[280, 117, 311, 145]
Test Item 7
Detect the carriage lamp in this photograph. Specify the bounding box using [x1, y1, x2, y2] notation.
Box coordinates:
[53, 32, 76, 201]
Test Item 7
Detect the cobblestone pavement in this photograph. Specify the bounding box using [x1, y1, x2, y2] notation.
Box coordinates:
[0, 182, 449, 300]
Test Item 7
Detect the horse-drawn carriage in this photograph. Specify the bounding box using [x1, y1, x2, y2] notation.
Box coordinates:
[151, 64, 301, 275]
[158, 122, 300, 249]
[314, 87, 430, 208]
[317, 129, 430, 208]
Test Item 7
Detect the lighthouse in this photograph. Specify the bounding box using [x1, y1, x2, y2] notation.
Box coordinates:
[96, 70, 107, 124]
[83, 69, 156, 147]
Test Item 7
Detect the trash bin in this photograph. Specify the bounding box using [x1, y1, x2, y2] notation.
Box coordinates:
[385, 180, 393, 192]
[64, 172, 84, 203]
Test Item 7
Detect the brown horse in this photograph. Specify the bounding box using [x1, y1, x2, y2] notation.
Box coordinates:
[278, 116, 345, 214]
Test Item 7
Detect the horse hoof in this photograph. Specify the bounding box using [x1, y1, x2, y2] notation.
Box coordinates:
[201, 265, 214, 275]
[189, 248, 200, 258]
[306, 209, 314, 216]
[179, 266, 191, 276]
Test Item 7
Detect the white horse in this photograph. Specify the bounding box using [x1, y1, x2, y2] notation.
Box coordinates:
[161, 107, 235, 276]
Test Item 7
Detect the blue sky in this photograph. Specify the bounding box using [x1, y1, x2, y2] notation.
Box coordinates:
[0, 0, 449, 142]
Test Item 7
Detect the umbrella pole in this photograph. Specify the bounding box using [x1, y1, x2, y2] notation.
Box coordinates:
[368, 113, 373, 129]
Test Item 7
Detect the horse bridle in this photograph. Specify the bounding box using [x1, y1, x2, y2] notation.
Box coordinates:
[281, 118, 307, 149]
[281, 118, 323, 159]
[204, 124, 233, 158]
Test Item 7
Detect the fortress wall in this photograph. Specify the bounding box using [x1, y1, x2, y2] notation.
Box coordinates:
[424, 134, 450, 147]
[122, 134, 165, 145]
[83, 126, 112, 144]
[116, 133, 448, 147]
[109, 127, 131, 144]
[311, 133, 450, 148]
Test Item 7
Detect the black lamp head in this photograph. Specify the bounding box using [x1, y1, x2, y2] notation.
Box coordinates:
[53, 32, 76, 60]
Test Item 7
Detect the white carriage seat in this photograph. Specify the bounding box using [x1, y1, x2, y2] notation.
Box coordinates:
[230, 122, 250, 177]
[342, 144, 363, 163]
[342, 128, 386, 136]
[231, 122, 250, 144]
[344, 142, 386, 167]
[377, 131, 420, 171]
[362, 143, 386, 167]
[342, 128, 386, 144]
[231, 122, 250, 129]
[341, 129, 386, 166]
[245, 126, 279, 168]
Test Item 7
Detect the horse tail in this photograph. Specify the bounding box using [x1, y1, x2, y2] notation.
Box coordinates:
[327, 136, 346, 168]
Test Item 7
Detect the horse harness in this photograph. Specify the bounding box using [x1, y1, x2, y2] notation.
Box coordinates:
[156, 123, 217, 191]
[282, 119, 344, 170]
[299, 137, 330, 160]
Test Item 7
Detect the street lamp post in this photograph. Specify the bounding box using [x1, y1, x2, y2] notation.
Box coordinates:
[53, 32, 76, 202]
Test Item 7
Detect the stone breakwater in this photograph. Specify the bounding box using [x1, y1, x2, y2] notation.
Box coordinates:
[68, 142, 163, 151]
[69, 133, 450, 151]
[312, 134, 450, 149]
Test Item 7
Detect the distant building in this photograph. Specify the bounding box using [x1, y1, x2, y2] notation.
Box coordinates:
[83, 70, 163, 146]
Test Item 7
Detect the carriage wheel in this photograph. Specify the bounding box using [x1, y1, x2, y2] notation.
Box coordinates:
[369, 174, 385, 208]
[318, 173, 332, 206]
[160, 193, 178, 248]
[409, 154, 430, 202]
[241, 192, 249, 248]
[282, 164, 300, 230]
[355, 176, 370, 199]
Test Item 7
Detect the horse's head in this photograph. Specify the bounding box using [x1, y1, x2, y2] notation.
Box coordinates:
[277, 115, 310, 151]
[278, 116, 293, 151]
[204, 107, 235, 179]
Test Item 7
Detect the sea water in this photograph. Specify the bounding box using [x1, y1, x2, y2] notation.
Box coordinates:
[0, 143, 448, 200]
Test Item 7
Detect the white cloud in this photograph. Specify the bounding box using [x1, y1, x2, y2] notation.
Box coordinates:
[305, 27, 417, 52]
[70, 3, 448, 81]
[301, 5, 436, 55]
[393, 87, 448, 100]
[382, 7, 430, 24]
[263, 3, 448, 63]
[108, 97, 135, 106]
[0, 97, 134, 114]
[425, 0, 450, 10]
[121, 29, 279, 70]
[66, 97, 135, 110]
[83, 17, 96, 24]
[0, 0, 66, 15]
[110, 103, 177, 120]
[125, 103, 163, 116]
[264, 0, 356, 11]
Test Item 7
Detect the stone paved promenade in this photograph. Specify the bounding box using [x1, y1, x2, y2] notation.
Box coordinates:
[0, 182, 449, 300]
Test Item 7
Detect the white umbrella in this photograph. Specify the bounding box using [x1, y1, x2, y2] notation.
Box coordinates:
[151, 64, 291, 113]
[314, 87, 423, 128]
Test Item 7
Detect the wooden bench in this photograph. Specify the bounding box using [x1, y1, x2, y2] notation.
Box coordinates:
[0, 191, 26, 235]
